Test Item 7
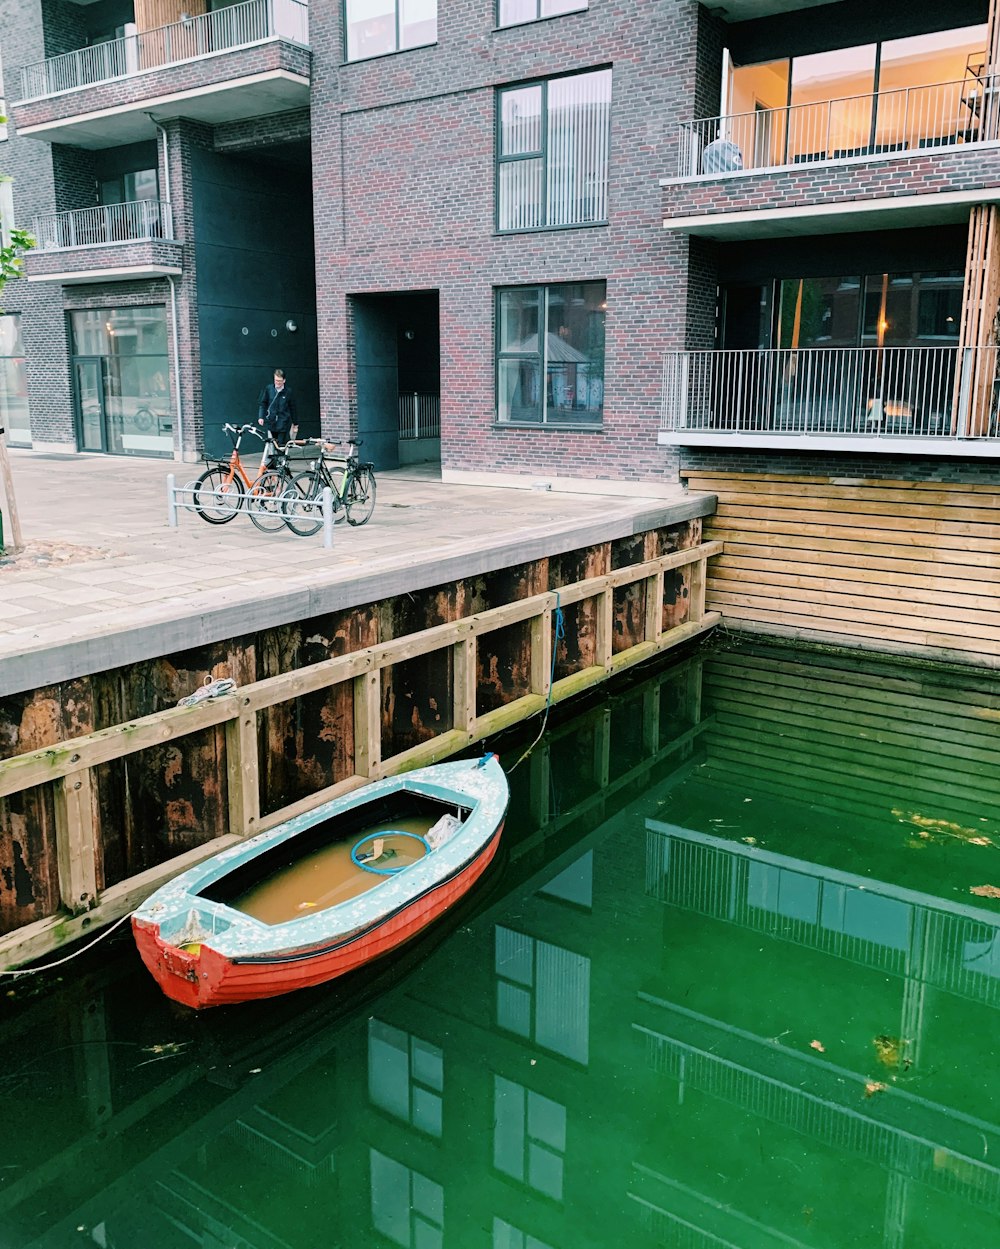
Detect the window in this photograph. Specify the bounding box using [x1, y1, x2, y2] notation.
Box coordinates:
[370, 1150, 443, 1248]
[493, 1077, 566, 1200]
[0, 315, 30, 445]
[495, 925, 590, 1063]
[498, 0, 586, 28]
[70, 306, 173, 457]
[497, 69, 611, 231]
[368, 1019, 443, 1136]
[496, 281, 605, 427]
[727, 23, 989, 169]
[345, 0, 436, 62]
[0, 178, 14, 249]
[0, 44, 7, 142]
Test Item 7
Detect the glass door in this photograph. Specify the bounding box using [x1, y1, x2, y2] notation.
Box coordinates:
[75, 358, 106, 452]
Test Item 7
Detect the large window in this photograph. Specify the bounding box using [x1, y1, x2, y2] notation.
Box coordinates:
[0, 315, 30, 446]
[727, 23, 988, 167]
[498, 0, 586, 28]
[70, 306, 173, 457]
[345, 0, 436, 62]
[497, 68, 611, 231]
[497, 281, 605, 426]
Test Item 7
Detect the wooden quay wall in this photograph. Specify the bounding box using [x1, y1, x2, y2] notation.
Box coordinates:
[682, 470, 1000, 669]
[0, 518, 720, 969]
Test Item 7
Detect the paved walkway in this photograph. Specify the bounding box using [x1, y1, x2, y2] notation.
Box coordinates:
[0, 449, 712, 695]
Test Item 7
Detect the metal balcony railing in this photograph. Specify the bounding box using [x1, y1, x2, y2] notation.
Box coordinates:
[677, 76, 998, 178]
[660, 346, 1000, 441]
[398, 393, 441, 440]
[17, 0, 309, 101]
[31, 200, 173, 250]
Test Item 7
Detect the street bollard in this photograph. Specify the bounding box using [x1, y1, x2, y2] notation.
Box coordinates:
[167, 473, 177, 527]
[322, 486, 334, 549]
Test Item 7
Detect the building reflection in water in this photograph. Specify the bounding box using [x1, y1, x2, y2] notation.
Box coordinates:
[4, 644, 1000, 1249]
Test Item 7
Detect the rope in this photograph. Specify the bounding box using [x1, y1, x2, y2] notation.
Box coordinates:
[507, 592, 566, 775]
[0, 912, 134, 977]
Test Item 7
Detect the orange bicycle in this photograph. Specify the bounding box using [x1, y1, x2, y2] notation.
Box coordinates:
[192, 423, 295, 532]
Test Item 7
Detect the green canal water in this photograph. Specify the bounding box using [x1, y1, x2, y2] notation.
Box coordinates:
[4, 640, 1000, 1249]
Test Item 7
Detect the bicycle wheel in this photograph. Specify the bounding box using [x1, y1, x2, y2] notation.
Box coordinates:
[283, 470, 344, 536]
[248, 470, 292, 532]
[192, 467, 244, 524]
[346, 467, 376, 526]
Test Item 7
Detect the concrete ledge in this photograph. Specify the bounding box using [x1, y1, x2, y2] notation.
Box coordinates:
[443, 468, 692, 499]
[0, 489, 718, 696]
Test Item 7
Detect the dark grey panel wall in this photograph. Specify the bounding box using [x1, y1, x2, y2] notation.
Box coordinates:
[354, 297, 400, 472]
[191, 150, 318, 460]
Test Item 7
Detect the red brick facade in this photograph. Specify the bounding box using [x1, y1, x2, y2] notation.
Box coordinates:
[310, 0, 717, 488]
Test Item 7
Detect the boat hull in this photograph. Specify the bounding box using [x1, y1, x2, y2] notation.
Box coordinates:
[133, 821, 503, 1008]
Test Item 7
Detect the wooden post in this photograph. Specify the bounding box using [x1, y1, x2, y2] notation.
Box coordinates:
[688, 557, 707, 622]
[54, 769, 99, 915]
[0, 428, 24, 554]
[642, 686, 661, 757]
[645, 570, 664, 644]
[528, 741, 551, 829]
[452, 635, 477, 739]
[354, 669, 381, 779]
[596, 589, 614, 672]
[225, 702, 260, 837]
[594, 707, 611, 788]
[530, 607, 553, 698]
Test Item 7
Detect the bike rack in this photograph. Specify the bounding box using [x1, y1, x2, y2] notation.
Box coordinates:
[166, 475, 337, 548]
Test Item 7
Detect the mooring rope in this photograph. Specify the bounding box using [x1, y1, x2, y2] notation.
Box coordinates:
[0, 911, 134, 977]
[506, 591, 566, 775]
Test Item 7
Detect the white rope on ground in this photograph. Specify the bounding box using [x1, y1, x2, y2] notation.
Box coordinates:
[0, 912, 134, 977]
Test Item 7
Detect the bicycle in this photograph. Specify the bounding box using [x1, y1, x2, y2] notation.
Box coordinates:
[192, 423, 297, 532]
[282, 439, 377, 536]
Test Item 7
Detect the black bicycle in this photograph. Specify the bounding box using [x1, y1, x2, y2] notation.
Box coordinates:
[282, 439, 377, 536]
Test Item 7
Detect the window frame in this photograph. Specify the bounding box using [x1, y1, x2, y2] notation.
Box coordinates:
[495, 0, 588, 31]
[495, 67, 612, 235]
[495, 281, 607, 429]
[342, 0, 438, 64]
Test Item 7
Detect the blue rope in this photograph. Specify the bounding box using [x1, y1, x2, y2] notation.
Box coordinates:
[508, 591, 565, 773]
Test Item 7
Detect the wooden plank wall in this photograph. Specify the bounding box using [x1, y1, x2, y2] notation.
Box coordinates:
[683, 471, 1000, 664]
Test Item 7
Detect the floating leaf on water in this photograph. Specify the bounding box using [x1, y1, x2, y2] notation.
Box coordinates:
[742, 837, 758, 846]
[810, 1039, 825, 1052]
[864, 1081, 887, 1098]
[970, 884, 1000, 899]
[873, 1035, 909, 1067]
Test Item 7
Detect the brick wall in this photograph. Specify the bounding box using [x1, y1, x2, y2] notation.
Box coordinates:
[679, 447, 1000, 486]
[663, 147, 1000, 221]
[3, 0, 74, 448]
[214, 107, 311, 153]
[310, 0, 705, 486]
[25, 240, 183, 279]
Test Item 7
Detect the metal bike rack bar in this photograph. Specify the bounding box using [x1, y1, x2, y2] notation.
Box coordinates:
[166, 475, 336, 547]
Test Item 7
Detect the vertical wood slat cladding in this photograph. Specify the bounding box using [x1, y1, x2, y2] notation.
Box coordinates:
[133, 0, 207, 34]
[685, 472, 1000, 663]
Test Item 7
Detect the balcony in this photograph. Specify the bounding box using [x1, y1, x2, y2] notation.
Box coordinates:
[659, 347, 1000, 456]
[25, 201, 183, 284]
[663, 76, 1000, 240]
[12, 0, 310, 147]
[677, 77, 997, 179]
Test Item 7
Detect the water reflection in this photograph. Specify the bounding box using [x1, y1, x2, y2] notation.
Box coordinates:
[3, 643, 1000, 1248]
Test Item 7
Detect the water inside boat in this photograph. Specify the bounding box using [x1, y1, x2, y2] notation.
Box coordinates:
[229, 815, 436, 924]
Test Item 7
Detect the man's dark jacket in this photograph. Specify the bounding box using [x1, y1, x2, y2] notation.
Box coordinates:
[258, 383, 296, 438]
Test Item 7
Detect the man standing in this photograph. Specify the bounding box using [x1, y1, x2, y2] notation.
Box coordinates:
[258, 368, 298, 444]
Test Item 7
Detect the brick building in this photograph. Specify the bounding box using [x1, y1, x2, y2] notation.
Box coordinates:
[3, 0, 999, 506]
